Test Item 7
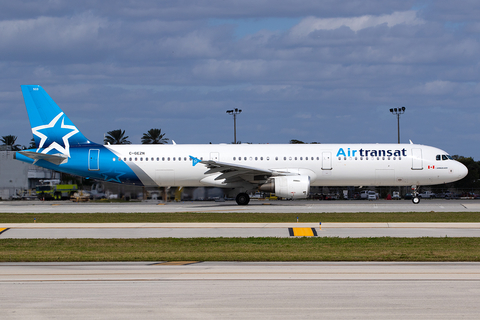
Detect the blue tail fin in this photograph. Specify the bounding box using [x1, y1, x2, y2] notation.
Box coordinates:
[21, 85, 92, 157]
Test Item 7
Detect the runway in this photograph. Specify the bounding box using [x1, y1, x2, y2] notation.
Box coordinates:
[2, 199, 480, 238]
[2, 202, 480, 318]
[2, 222, 480, 238]
[2, 261, 480, 319]
[1, 199, 480, 213]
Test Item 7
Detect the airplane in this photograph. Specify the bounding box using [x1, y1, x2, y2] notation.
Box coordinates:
[15, 85, 468, 205]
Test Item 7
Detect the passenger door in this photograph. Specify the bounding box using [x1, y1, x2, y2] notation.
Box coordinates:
[411, 148, 423, 170]
[88, 149, 100, 171]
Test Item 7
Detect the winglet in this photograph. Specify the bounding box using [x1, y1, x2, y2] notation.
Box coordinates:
[189, 155, 202, 166]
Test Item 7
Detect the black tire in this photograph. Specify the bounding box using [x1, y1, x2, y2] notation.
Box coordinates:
[412, 197, 420, 204]
[235, 193, 250, 205]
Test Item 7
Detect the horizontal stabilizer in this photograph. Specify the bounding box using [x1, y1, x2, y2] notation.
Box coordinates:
[18, 151, 68, 165]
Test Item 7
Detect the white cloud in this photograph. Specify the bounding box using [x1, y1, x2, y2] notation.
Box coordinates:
[290, 10, 424, 37]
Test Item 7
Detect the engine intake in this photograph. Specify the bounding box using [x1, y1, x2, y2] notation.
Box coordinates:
[259, 175, 310, 199]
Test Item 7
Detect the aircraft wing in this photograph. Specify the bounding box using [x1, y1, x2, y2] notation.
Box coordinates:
[195, 158, 295, 184]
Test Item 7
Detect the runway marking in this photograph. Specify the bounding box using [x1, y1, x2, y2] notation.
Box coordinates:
[151, 261, 201, 266]
[0, 228, 9, 235]
[289, 228, 317, 237]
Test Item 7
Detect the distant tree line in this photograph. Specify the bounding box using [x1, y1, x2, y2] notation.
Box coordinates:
[103, 128, 169, 145]
[451, 156, 480, 190]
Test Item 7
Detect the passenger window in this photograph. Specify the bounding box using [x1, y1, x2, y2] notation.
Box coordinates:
[233, 157, 236, 161]
[157, 157, 159, 161]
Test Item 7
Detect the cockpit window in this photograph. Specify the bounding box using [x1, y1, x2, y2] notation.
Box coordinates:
[437, 154, 453, 161]
[439, 154, 453, 160]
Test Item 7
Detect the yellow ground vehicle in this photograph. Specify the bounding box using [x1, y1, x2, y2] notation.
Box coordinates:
[36, 180, 78, 200]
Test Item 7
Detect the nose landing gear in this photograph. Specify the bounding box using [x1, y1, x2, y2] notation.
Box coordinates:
[411, 185, 420, 204]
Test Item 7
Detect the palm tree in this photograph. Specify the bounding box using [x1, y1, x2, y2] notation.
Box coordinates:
[1, 135, 21, 151]
[104, 129, 131, 145]
[289, 139, 305, 144]
[141, 128, 169, 144]
[29, 138, 36, 149]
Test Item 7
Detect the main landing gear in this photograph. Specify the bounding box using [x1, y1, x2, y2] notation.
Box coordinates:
[235, 193, 250, 205]
[411, 185, 420, 204]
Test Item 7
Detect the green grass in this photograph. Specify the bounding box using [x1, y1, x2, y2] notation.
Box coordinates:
[2, 211, 480, 223]
[2, 237, 480, 262]
[3, 211, 480, 262]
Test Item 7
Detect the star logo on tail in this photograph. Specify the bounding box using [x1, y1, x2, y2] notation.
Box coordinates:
[32, 112, 79, 158]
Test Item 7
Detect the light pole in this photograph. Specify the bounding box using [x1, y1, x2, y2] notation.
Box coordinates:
[390, 106, 406, 144]
[226, 108, 242, 144]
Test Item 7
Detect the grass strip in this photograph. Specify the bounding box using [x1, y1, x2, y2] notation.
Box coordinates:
[2, 211, 480, 223]
[2, 237, 480, 262]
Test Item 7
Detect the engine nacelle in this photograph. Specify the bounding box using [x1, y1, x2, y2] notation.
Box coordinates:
[259, 175, 310, 199]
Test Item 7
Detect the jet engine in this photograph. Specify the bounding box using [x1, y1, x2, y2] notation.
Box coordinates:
[258, 175, 310, 199]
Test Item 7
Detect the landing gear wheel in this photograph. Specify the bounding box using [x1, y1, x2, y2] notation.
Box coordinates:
[412, 197, 420, 204]
[235, 193, 250, 205]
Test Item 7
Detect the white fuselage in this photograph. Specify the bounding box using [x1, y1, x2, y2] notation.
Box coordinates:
[105, 143, 468, 188]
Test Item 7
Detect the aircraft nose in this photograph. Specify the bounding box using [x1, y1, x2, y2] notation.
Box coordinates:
[457, 161, 468, 180]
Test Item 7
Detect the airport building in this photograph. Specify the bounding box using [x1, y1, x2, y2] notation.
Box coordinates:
[0, 148, 60, 200]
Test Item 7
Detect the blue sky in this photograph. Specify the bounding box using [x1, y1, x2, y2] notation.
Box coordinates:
[1, 1, 480, 159]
